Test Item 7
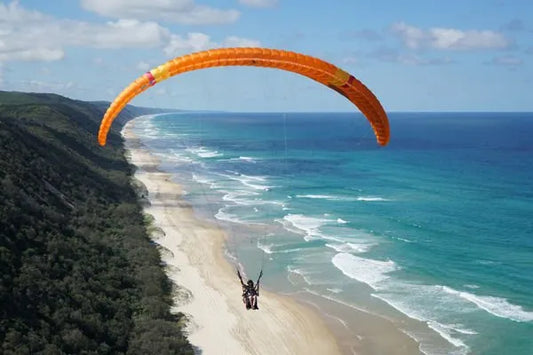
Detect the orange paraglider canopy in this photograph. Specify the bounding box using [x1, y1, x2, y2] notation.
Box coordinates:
[97, 47, 389, 146]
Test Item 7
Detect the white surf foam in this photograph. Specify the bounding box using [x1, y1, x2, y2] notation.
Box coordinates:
[296, 194, 338, 200]
[356, 196, 390, 201]
[257, 240, 274, 254]
[218, 172, 272, 191]
[295, 194, 391, 202]
[441, 286, 533, 322]
[227, 156, 258, 163]
[371, 289, 472, 354]
[325, 242, 374, 254]
[165, 149, 194, 163]
[186, 146, 223, 158]
[192, 173, 214, 186]
[368, 282, 532, 353]
[281, 214, 333, 241]
[287, 266, 313, 285]
[222, 190, 260, 204]
[426, 321, 471, 351]
[331, 253, 397, 290]
[214, 207, 244, 224]
[257, 239, 307, 255]
[392, 236, 414, 243]
[238, 174, 271, 191]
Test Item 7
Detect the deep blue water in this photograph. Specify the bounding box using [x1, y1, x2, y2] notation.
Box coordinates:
[132, 112, 533, 355]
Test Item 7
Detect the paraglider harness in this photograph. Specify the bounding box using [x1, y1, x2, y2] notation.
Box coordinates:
[237, 269, 263, 310]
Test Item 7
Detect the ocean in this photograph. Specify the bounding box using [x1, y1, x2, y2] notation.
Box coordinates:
[130, 111, 533, 355]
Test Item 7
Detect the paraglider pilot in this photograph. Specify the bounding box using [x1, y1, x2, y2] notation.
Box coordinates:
[237, 269, 262, 310]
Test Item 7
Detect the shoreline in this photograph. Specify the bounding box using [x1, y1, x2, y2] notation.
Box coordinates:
[122, 117, 425, 354]
[123, 120, 342, 354]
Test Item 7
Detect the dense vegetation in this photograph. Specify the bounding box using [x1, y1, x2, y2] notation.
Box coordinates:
[0, 91, 193, 354]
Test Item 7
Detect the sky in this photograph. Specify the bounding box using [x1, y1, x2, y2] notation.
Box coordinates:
[0, 0, 532, 112]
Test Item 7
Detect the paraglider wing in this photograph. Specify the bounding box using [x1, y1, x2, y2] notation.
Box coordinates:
[97, 48, 389, 146]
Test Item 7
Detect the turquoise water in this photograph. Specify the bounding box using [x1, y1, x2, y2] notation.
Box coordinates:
[131, 112, 533, 355]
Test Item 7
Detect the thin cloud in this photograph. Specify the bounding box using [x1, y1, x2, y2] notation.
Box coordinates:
[341, 57, 358, 65]
[399, 54, 454, 66]
[222, 36, 261, 47]
[93, 57, 104, 66]
[0, 2, 169, 61]
[490, 55, 523, 66]
[501, 19, 525, 32]
[392, 22, 510, 50]
[368, 47, 399, 62]
[238, 0, 278, 8]
[369, 46, 454, 66]
[16, 79, 77, 92]
[0, 2, 64, 61]
[137, 61, 151, 71]
[0, 47, 64, 62]
[164, 33, 212, 55]
[66, 19, 170, 48]
[81, 0, 240, 25]
[0, 2, 259, 63]
[164, 33, 260, 57]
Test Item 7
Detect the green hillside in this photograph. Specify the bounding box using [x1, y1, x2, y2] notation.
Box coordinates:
[0, 91, 193, 354]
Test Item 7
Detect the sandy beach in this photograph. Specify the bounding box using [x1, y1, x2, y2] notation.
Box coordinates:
[122, 119, 424, 355]
[123, 120, 342, 355]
